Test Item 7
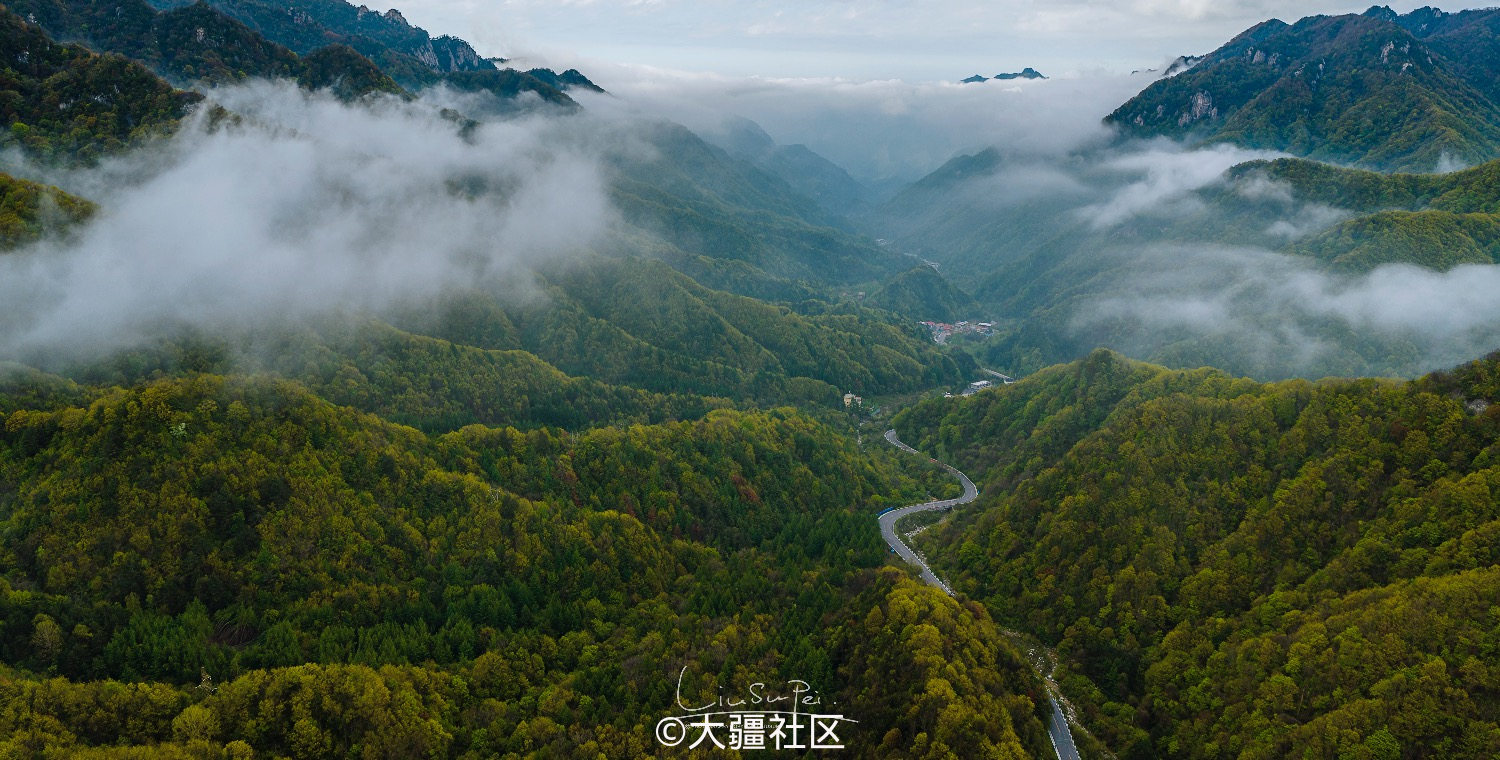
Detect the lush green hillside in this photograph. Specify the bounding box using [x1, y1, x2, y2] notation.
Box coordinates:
[161, 0, 579, 104]
[609, 121, 911, 289]
[0, 372, 1052, 758]
[32, 256, 963, 431]
[250, 318, 730, 433]
[295, 42, 404, 99]
[0, 172, 94, 247]
[1108, 7, 1500, 171]
[867, 265, 982, 323]
[894, 348, 1500, 757]
[501, 258, 966, 403]
[870, 134, 1500, 380]
[1235, 155, 1500, 214]
[0, 6, 199, 162]
[1225, 157, 1500, 270]
[1293, 210, 1500, 270]
[9, 0, 298, 83]
[707, 117, 872, 219]
[7, 0, 570, 104]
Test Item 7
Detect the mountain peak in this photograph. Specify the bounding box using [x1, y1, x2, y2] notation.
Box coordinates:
[523, 67, 606, 93]
[995, 67, 1045, 80]
[1163, 55, 1203, 78]
[1107, 6, 1500, 171]
[962, 68, 1045, 84]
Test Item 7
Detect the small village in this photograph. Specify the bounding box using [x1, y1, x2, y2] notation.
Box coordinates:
[920, 319, 996, 344]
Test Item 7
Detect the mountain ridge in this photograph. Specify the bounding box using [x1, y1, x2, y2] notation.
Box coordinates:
[7, 0, 582, 105]
[1107, 6, 1500, 170]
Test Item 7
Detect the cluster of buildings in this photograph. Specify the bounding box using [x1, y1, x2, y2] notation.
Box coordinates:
[943, 375, 1017, 398]
[919, 320, 995, 344]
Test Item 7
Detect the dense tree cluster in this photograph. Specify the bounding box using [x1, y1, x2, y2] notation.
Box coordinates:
[896, 348, 1500, 757]
[0, 371, 1048, 757]
[866, 266, 981, 325]
[1107, 8, 1500, 171]
[0, 7, 198, 162]
[6, 0, 571, 105]
[1226, 156, 1500, 271]
[606, 121, 914, 288]
[0, 171, 93, 248]
[515, 258, 966, 401]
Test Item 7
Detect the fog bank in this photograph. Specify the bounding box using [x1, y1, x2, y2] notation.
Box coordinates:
[0, 82, 611, 361]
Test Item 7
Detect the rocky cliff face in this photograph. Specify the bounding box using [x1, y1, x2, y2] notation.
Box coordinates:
[1106, 8, 1500, 170]
[430, 35, 489, 72]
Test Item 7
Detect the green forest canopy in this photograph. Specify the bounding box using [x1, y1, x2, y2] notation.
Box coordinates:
[896, 348, 1500, 758]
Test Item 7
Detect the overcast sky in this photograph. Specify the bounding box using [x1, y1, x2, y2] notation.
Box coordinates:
[393, 1, 1492, 82]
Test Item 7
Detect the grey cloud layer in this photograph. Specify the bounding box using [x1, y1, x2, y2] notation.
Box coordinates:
[0, 82, 610, 359]
[1074, 244, 1500, 377]
[398, 0, 1495, 80]
[582, 72, 1146, 183]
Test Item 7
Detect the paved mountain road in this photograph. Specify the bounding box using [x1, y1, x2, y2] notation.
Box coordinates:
[881, 429, 1082, 760]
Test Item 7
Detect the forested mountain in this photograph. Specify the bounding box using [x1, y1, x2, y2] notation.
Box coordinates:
[117, 257, 964, 433]
[24, 255, 962, 434]
[608, 120, 913, 288]
[23, 0, 1500, 754]
[869, 124, 1500, 381]
[867, 265, 981, 324]
[146, 0, 492, 72]
[0, 370, 1052, 757]
[520, 66, 602, 93]
[0, 3, 963, 413]
[0, 8, 1034, 746]
[293, 41, 403, 97]
[1237, 156, 1500, 270]
[874, 147, 1050, 285]
[9, 0, 301, 83]
[895, 348, 1500, 758]
[0, 2, 909, 300]
[0, 6, 200, 162]
[704, 116, 873, 219]
[5, 0, 574, 104]
[1108, 6, 1500, 171]
[0, 172, 94, 246]
[156, 0, 595, 101]
[502, 257, 967, 403]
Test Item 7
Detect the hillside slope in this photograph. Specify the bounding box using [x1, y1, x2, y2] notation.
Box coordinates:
[0, 372, 1052, 757]
[1235, 156, 1500, 270]
[8, 0, 571, 104]
[896, 348, 1500, 757]
[0, 6, 200, 162]
[1108, 7, 1500, 170]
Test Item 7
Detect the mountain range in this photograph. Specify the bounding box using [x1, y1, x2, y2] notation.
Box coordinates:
[896, 347, 1500, 758]
[877, 5, 1500, 382]
[3, 1, 1500, 758]
[5, 0, 595, 105]
[1109, 5, 1500, 171]
[962, 67, 1046, 83]
[701, 116, 874, 219]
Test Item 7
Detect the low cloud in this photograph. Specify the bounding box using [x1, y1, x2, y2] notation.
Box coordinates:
[1078, 142, 1282, 228]
[576, 68, 1145, 185]
[1073, 244, 1500, 377]
[0, 81, 611, 361]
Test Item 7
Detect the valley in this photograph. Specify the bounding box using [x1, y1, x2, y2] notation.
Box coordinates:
[1, 1, 1499, 758]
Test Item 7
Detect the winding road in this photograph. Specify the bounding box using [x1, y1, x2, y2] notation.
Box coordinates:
[881, 429, 1082, 760]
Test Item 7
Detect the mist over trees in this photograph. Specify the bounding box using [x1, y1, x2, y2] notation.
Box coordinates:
[3, 0, 1500, 758]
